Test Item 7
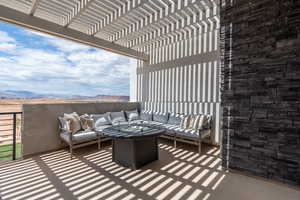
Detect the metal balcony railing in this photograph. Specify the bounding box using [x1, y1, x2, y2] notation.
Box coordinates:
[0, 112, 22, 160]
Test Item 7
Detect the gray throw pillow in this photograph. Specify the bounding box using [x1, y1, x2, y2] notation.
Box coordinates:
[109, 111, 127, 125]
[125, 110, 140, 121]
[153, 112, 169, 123]
[140, 110, 153, 121]
[168, 113, 184, 125]
[90, 113, 111, 128]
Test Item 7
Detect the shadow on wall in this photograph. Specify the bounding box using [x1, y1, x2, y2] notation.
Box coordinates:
[135, 18, 221, 145]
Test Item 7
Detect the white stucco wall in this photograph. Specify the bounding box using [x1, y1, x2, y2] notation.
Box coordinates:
[130, 29, 221, 145]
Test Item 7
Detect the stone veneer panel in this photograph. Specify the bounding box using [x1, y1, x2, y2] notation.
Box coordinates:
[220, 0, 300, 185]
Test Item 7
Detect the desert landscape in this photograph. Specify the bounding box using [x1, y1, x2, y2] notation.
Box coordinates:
[0, 96, 129, 112]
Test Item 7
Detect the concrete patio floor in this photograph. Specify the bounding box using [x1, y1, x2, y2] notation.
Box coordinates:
[0, 140, 299, 200]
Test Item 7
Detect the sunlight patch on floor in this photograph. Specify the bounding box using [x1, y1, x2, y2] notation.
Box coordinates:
[0, 142, 230, 200]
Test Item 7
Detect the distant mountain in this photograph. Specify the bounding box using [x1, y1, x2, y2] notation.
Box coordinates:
[0, 90, 129, 101]
[94, 95, 129, 101]
[0, 90, 45, 99]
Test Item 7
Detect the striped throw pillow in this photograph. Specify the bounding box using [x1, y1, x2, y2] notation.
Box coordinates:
[181, 115, 191, 129]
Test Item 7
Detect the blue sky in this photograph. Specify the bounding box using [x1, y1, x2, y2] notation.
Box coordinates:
[0, 22, 134, 96]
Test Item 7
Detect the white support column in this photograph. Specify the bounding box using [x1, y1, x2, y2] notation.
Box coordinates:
[130, 58, 138, 102]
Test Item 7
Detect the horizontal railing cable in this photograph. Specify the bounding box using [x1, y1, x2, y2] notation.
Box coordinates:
[0, 112, 22, 160]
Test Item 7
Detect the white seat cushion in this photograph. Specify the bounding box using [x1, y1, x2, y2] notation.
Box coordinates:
[60, 130, 98, 144]
[174, 128, 199, 139]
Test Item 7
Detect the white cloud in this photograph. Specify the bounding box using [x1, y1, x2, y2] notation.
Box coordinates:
[0, 30, 17, 52]
[0, 28, 133, 96]
[0, 43, 16, 52]
[0, 57, 11, 62]
[0, 30, 15, 43]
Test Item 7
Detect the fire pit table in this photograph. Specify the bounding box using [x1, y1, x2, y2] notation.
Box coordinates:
[102, 124, 164, 169]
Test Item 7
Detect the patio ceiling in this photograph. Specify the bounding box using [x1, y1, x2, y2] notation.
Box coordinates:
[0, 0, 219, 61]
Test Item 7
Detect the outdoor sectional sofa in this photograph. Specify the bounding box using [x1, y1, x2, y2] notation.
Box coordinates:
[58, 110, 212, 159]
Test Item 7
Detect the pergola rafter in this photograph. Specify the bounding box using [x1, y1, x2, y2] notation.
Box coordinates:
[0, 0, 220, 60]
[0, 4, 148, 61]
[29, 0, 40, 15]
[112, 0, 202, 43]
[63, 0, 97, 27]
[88, 0, 148, 36]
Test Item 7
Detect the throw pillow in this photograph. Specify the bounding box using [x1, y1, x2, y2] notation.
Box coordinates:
[187, 115, 196, 129]
[193, 115, 203, 130]
[125, 110, 140, 121]
[153, 112, 169, 123]
[167, 113, 184, 125]
[193, 114, 211, 130]
[109, 111, 127, 125]
[181, 115, 191, 129]
[63, 112, 82, 134]
[140, 111, 153, 121]
[91, 113, 111, 128]
[80, 114, 94, 130]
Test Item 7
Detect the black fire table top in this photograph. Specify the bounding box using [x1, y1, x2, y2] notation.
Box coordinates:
[102, 124, 164, 139]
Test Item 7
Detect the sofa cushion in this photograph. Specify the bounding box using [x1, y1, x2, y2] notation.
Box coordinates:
[187, 115, 197, 129]
[162, 124, 179, 130]
[145, 121, 164, 128]
[60, 130, 97, 144]
[140, 111, 153, 121]
[153, 112, 169, 123]
[63, 112, 82, 134]
[109, 111, 127, 125]
[168, 113, 184, 125]
[180, 115, 192, 129]
[91, 113, 111, 128]
[161, 124, 180, 135]
[79, 114, 94, 130]
[95, 125, 111, 133]
[174, 128, 199, 139]
[125, 110, 140, 121]
[129, 119, 143, 125]
[193, 115, 203, 129]
[193, 114, 212, 130]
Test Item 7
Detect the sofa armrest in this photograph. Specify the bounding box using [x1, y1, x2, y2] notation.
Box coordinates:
[58, 117, 72, 136]
[197, 127, 211, 139]
[59, 126, 71, 134]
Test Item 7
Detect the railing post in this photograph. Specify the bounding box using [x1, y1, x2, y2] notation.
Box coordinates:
[12, 113, 16, 160]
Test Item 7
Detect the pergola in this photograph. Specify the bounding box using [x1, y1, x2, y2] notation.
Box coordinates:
[0, 0, 221, 144]
[0, 0, 219, 60]
[0, 0, 300, 194]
